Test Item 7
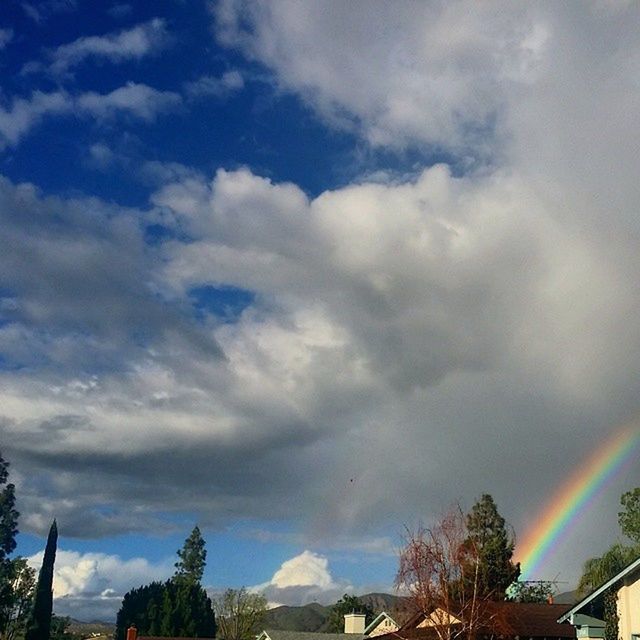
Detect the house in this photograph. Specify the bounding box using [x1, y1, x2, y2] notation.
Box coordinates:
[557, 555, 640, 640]
[257, 631, 366, 640]
[257, 612, 399, 640]
[365, 612, 399, 637]
[126, 628, 215, 640]
[374, 601, 576, 640]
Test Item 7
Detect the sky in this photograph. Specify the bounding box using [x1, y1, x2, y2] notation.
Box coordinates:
[2, 0, 640, 623]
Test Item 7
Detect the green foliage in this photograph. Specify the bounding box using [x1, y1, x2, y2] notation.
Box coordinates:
[326, 594, 374, 633]
[49, 616, 82, 640]
[0, 452, 20, 639]
[174, 526, 207, 586]
[25, 520, 57, 640]
[577, 542, 639, 596]
[619, 488, 640, 544]
[115, 525, 215, 639]
[213, 588, 267, 640]
[0, 557, 36, 640]
[463, 494, 520, 600]
[507, 580, 556, 603]
[115, 580, 216, 640]
[0, 455, 18, 563]
[603, 590, 618, 640]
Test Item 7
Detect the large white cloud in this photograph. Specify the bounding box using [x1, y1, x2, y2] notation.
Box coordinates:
[252, 551, 351, 607]
[27, 549, 173, 621]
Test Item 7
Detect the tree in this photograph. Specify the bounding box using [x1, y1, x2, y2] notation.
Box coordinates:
[213, 588, 267, 640]
[0, 558, 36, 640]
[174, 526, 206, 586]
[577, 543, 639, 596]
[0, 456, 18, 565]
[0, 453, 20, 640]
[25, 520, 58, 640]
[326, 594, 374, 633]
[115, 580, 216, 640]
[618, 488, 640, 544]
[577, 485, 640, 640]
[507, 580, 556, 603]
[116, 527, 215, 640]
[49, 616, 81, 640]
[463, 494, 520, 600]
[396, 506, 491, 640]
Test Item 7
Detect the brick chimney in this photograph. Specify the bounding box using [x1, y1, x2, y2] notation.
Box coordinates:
[344, 613, 366, 634]
[127, 626, 137, 640]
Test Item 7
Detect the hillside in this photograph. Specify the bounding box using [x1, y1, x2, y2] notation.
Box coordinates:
[263, 593, 413, 632]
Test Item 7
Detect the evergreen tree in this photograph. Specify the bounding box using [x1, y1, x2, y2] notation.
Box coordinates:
[25, 520, 57, 640]
[463, 494, 520, 600]
[116, 527, 215, 640]
[326, 594, 374, 633]
[174, 526, 206, 585]
[115, 581, 215, 640]
[0, 455, 18, 564]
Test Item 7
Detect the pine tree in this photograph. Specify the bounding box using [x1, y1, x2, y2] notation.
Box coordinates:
[326, 594, 374, 633]
[25, 520, 57, 640]
[116, 527, 215, 640]
[0, 455, 18, 565]
[463, 494, 520, 600]
[174, 526, 206, 586]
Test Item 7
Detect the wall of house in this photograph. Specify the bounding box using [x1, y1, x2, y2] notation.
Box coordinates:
[417, 609, 462, 628]
[368, 618, 399, 637]
[617, 568, 640, 640]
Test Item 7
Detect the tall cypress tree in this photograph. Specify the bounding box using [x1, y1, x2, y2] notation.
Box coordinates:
[25, 520, 57, 640]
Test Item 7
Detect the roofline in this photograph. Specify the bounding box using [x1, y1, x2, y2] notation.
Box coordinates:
[365, 612, 396, 635]
[557, 555, 640, 623]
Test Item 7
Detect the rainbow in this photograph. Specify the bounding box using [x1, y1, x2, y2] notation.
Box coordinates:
[516, 424, 640, 581]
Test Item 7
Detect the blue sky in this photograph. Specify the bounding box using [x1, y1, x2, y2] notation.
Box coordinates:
[3, 0, 640, 623]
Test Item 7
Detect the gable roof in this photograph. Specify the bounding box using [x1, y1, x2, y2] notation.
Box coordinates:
[259, 631, 366, 640]
[364, 612, 398, 635]
[557, 555, 640, 623]
[381, 602, 574, 640]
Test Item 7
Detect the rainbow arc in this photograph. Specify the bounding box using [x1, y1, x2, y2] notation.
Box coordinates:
[516, 425, 640, 581]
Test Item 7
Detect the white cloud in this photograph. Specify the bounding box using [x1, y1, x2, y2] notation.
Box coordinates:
[27, 548, 173, 620]
[271, 551, 335, 588]
[185, 70, 245, 99]
[0, 84, 181, 148]
[76, 82, 181, 122]
[48, 18, 169, 74]
[252, 551, 351, 607]
[0, 91, 70, 148]
[212, 1, 541, 153]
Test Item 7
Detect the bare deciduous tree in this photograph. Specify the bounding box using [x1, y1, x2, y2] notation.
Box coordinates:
[395, 505, 498, 640]
[213, 588, 267, 640]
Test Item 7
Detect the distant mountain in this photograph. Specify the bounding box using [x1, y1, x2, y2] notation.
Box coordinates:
[263, 593, 413, 632]
[264, 602, 330, 632]
[67, 619, 116, 638]
[554, 589, 579, 605]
